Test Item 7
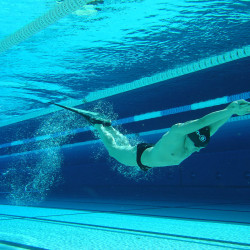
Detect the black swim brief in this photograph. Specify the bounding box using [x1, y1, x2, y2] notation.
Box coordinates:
[136, 143, 154, 171]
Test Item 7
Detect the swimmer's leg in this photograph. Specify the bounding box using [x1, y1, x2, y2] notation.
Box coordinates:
[94, 124, 117, 155]
[94, 124, 137, 166]
[94, 125, 130, 147]
[105, 126, 131, 147]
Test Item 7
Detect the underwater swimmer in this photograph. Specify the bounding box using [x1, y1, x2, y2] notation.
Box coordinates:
[50, 100, 250, 171]
[56, 0, 103, 4]
[56, 0, 103, 16]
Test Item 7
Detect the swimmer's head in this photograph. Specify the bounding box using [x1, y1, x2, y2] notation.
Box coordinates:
[187, 126, 210, 148]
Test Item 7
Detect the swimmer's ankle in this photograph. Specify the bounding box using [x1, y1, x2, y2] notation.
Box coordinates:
[94, 124, 103, 129]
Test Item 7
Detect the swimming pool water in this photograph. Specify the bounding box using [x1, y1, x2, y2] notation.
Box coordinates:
[0, 1, 249, 249]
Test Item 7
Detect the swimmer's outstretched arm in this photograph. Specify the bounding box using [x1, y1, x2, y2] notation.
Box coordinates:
[172, 100, 250, 136]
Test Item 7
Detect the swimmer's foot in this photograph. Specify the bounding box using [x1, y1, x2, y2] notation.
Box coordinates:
[49, 102, 111, 127]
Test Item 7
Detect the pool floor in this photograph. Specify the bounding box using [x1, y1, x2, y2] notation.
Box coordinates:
[0, 197, 249, 249]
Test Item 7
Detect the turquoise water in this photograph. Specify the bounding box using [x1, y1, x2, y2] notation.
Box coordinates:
[0, 0, 249, 120]
[0, 0, 250, 249]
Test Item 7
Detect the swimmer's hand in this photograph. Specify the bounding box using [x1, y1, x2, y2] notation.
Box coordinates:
[228, 100, 250, 116]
